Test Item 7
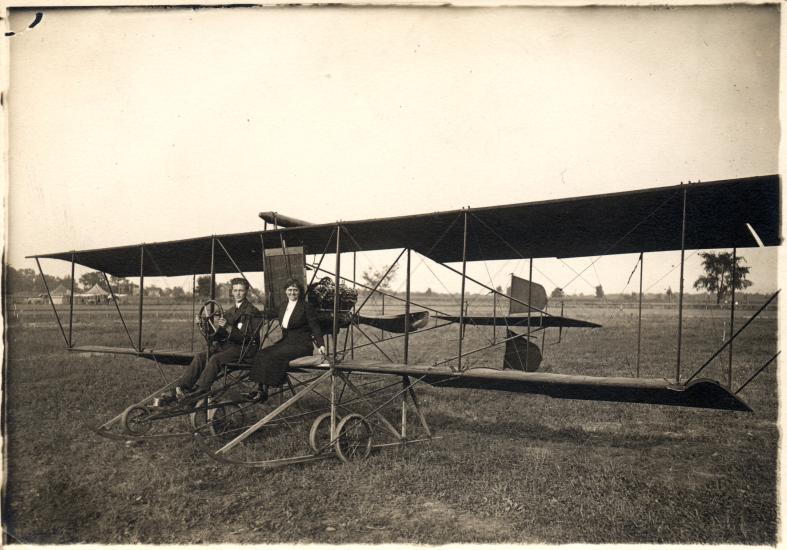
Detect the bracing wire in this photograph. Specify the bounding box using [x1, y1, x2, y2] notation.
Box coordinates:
[557, 189, 681, 291]
[469, 213, 561, 289]
[645, 250, 699, 293]
[342, 215, 462, 312]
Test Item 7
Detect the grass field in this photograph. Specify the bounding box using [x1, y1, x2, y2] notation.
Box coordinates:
[2, 300, 778, 544]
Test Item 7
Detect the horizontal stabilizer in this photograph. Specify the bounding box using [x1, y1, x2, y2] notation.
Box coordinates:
[434, 314, 600, 329]
[356, 311, 430, 333]
[309, 360, 751, 412]
[504, 329, 541, 371]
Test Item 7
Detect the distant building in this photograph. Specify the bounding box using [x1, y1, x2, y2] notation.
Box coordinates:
[77, 283, 109, 304]
[45, 284, 72, 305]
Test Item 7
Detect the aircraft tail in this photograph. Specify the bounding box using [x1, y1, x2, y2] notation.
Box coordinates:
[509, 274, 547, 314]
[503, 330, 542, 371]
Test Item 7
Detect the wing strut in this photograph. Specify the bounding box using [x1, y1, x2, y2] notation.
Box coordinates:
[138, 245, 145, 351]
[676, 184, 688, 382]
[728, 247, 737, 388]
[68, 253, 75, 346]
[332, 225, 342, 366]
[526, 258, 533, 371]
[102, 271, 137, 350]
[34, 258, 69, 347]
[636, 252, 644, 377]
[458, 210, 469, 370]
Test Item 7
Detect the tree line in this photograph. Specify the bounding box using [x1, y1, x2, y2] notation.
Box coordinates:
[6, 266, 186, 298]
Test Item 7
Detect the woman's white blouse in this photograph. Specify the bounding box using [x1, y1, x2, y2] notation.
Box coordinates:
[282, 300, 297, 329]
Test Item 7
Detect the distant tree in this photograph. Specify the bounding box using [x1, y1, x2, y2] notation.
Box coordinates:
[595, 285, 605, 299]
[495, 285, 503, 293]
[171, 286, 185, 299]
[79, 271, 105, 291]
[361, 264, 399, 292]
[4, 266, 76, 295]
[424, 288, 433, 296]
[109, 275, 131, 294]
[37, 274, 74, 293]
[693, 251, 752, 305]
[551, 287, 565, 299]
[144, 285, 163, 297]
[6, 267, 37, 293]
[196, 275, 212, 298]
[665, 287, 672, 303]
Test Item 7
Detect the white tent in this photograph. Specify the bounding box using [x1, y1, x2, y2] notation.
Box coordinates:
[47, 284, 71, 305]
[76, 283, 109, 304]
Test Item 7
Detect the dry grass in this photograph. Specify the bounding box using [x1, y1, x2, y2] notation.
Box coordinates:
[2, 301, 778, 544]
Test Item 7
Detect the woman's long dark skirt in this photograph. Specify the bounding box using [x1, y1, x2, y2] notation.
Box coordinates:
[249, 339, 313, 387]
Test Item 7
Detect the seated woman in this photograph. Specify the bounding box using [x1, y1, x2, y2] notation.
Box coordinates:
[246, 278, 326, 401]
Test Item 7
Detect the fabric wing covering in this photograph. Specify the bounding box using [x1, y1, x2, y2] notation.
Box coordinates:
[31, 175, 780, 277]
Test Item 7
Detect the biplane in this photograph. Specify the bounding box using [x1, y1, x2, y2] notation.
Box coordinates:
[29, 174, 781, 467]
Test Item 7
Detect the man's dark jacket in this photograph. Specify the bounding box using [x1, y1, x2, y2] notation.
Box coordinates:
[214, 299, 262, 351]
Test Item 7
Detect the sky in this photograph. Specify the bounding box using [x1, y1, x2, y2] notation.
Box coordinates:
[5, 5, 781, 296]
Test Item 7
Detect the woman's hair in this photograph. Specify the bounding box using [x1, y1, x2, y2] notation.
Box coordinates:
[283, 278, 305, 296]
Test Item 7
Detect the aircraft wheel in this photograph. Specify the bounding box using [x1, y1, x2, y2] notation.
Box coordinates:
[333, 413, 372, 463]
[308, 412, 343, 454]
[207, 402, 245, 438]
[121, 405, 152, 436]
[188, 398, 210, 431]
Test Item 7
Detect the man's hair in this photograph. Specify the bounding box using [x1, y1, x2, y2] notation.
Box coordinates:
[230, 277, 250, 289]
[283, 278, 305, 296]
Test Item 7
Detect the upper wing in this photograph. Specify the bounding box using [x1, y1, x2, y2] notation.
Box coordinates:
[30, 175, 780, 276]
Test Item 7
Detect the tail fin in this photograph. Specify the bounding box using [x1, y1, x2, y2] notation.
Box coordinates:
[509, 274, 547, 314]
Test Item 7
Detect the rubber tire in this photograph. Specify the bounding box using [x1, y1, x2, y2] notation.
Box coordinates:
[308, 412, 342, 454]
[207, 402, 245, 437]
[333, 413, 372, 463]
[121, 405, 152, 436]
[188, 398, 210, 431]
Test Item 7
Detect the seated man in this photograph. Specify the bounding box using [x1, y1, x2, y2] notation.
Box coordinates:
[160, 277, 261, 403]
